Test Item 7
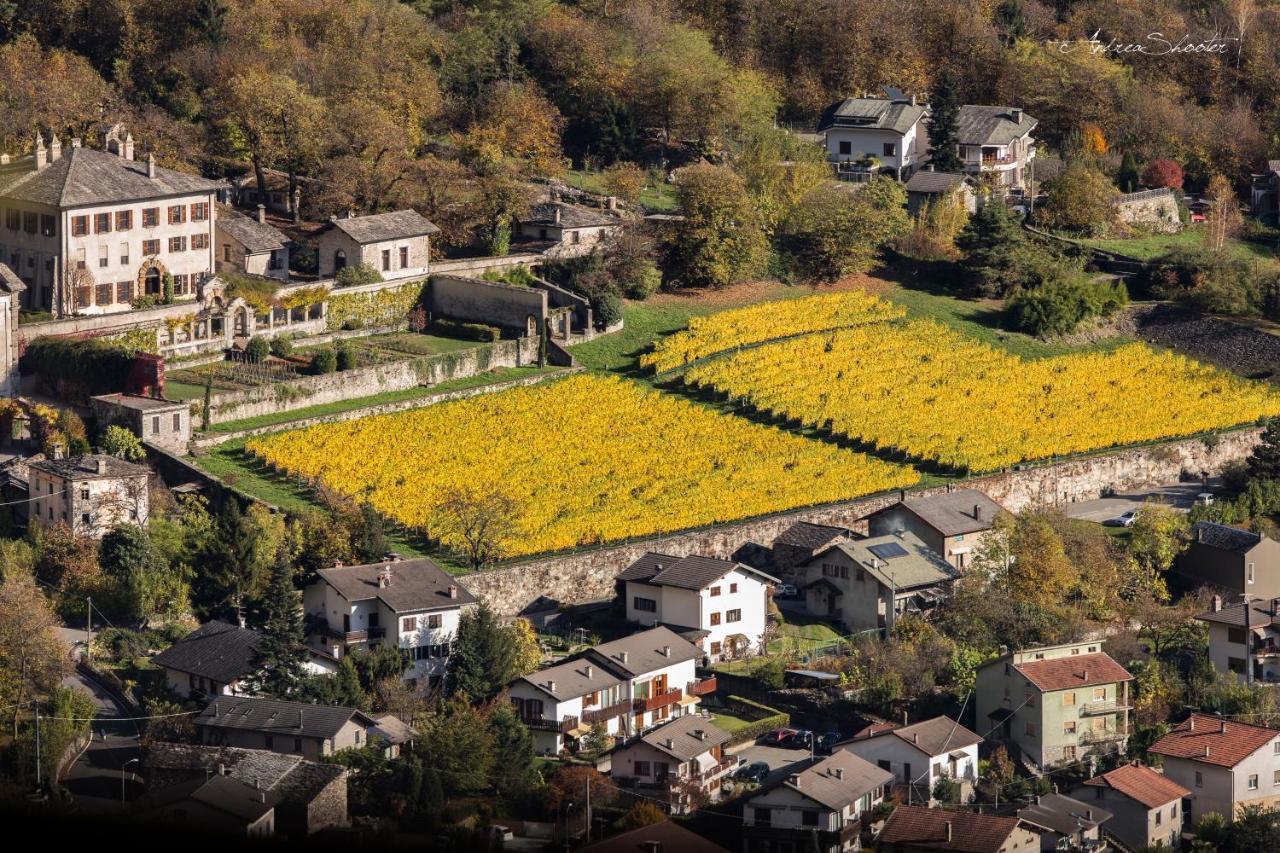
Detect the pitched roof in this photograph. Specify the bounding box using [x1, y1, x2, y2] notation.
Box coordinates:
[1081, 762, 1190, 809]
[774, 521, 852, 551]
[580, 820, 730, 853]
[954, 105, 1038, 146]
[0, 146, 226, 207]
[636, 715, 730, 761]
[1189, 521, 1263, 552]
[1196, 600, 1277, 628]
[1018, 793, 1110, 836]
[28, 453, 150, 480]
[760, 751, 893, 811]
[1148, 713, 1279, 768]
[616, 551, 680, 582]
[867, 716, 982, 756]
[877, 805, 1023, 852]
[195, 696, 376, 740]
[904, 170, 972, 195]
[818, 98, 927, 134]
[316, 558, 475, 614]
[326, 209, 438, 243]
[586, 626, 702, 677]
[142, 742, 345, 804]
[617, 553, 778, 590]
[132, 774, 279, 824]
[807, 532, 956, 591]
[151, 620, 261, 684]
[216, 206, 289, 254]
[0, 262, 25, 294]
[868, 489, 1003, 536]
[515, 656, 623, 703]
[1013, 652, 1133, 692]
[522, 201, 620, 229]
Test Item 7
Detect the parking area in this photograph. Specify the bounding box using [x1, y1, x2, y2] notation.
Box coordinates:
[1064, 482, 1216, 524]
[727, 741, 817, 787]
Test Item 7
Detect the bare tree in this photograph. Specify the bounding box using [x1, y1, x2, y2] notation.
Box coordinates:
[1226, 0, 1256, 67]
[438, 487, 519, 569]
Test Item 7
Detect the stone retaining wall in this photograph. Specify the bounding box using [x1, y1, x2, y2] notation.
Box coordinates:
[461, 427, 1261, 615]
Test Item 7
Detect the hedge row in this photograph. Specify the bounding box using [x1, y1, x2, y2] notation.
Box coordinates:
[722, 694, 790, 746]
[24, 336, 137, 400]
[431, 318, 501, 342]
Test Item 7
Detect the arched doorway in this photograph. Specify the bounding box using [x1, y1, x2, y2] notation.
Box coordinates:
[334, 249, 347, 272]
[144, 267, 161, 296]
[233, 306, 250, 337]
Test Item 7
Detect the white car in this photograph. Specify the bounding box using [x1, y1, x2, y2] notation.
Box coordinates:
[1103, 509, 1140, 527]
[1195, 493, 1216, 506]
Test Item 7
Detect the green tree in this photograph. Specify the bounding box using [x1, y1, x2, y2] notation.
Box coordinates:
[446, 602, 518, 700]
[354, 504, 388, 564]
[197, 501, 262, 620]
[1033, 162, 1119, 236]
[335, 263, 383, 287]
[956, 200, 1030, 297]
[189, 0, 228, 47]
[101, 424, 145, 461]
[926, 73, 964, 172]
[1126, 503, 1189, 599]
[1247, 418, 1280, 483]
[250, 549, 307, 698]
[779, 177, 910, 281]
[99, 524, 180, 622]
[670, 163, 766, 289]
[245, 336, 270, 361]
[487, 700, 536, 796]
[419, 697, 497, 796]
[1116, 151, 1140, 193]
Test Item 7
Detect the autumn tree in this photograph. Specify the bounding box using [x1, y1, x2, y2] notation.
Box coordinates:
[670, 163, 766, 289]
[601, 162, 646, 204]
[0, 574, 69, 739]
[1141, 158, 1184, 190]
[0, 36, 116, 152]
[779, 178, 910, 281]
[1033, 162, 1119, 237]
[1203, 174, 1242, 253]
[438, 487, 518, 569]
[1125, 503, 1189, 600]
[733, 127, 831, 237]
[461, 83, 566, 178]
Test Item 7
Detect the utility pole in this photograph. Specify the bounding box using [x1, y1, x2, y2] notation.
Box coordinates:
[86, 595, 93, 666]
[34, 700, 41, 789]
[585, 774, 591, 841]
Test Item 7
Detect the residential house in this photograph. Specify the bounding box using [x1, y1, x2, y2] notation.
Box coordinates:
[798, 532, 956, 633]
[90, 392, 191, 455]
[1017, 792, 1110, 853]
[1251, 160, 1279, 225]
[1196, 594, 1280, 683]
[1074, 761, 1189, 851]
[27, 453, 150, 538]
[1173, 521, 1280, 599]
[142, 742, 348, 838]
[229, 168, 305, 220]
[904, 169, 978, 217]
[0, 125, 224, 315]
[876, 806, 1039, 853]
[194, 696, 379, 762]
[316, 209, 437, 279]
[215, 205, 291, 281]
[303, 556, 476, 689]
[840, 715, 982, 805]
[974, 641, 1134, 769]
[951, 105, 1038, 193]
[0, 261, 22, 395]
[1148, 713, 1280, 825]
[609, 715, 733, 813]
[861, 489, 1004, 571]
[742, 751, 893, 853]
[580, 820, 730, 853]
[617, 552, 777, 661]
[772, 521, 855, 577]
[515, 200, 624, 258]
[506, 626, 713, 755]
[153, 620, 262, 700]
[818, 94, 928, 181]
[131, 773, 278, 837]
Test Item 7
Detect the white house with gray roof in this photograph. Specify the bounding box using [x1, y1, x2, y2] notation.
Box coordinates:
[0, 125, 225, 315]
[316, 209, 437, 279]
[863, 488, 1005, 571]
[950, 105, 1038, 191]
[215, 204, 291, 281]
[840, 715, 982, 805]
[303, 556, 475, 689]
[818, 94, 929, 181]
[617, 553, 778, 662]
[610, 715, 734, 813]
[0, 261, 23, 395]
[506, 626, 714, 755]
[799, 531, 957, 633]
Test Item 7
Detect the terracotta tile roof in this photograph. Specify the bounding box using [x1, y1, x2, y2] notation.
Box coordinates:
[1013, 652, 1133, 692]
[1081, 763, 1190, 809]
[877, 805, 1022, 852]
[1148, 714, 1279, 768]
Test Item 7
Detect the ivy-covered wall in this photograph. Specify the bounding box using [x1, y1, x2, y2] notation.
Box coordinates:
[326, 280, 427, 331]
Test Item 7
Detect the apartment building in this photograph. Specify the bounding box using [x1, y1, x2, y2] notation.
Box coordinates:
[1149, 713, 1280, 825]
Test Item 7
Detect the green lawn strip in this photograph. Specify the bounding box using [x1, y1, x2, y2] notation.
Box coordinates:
[1084, 229, 1280, 264]
[205, 366, 555, 434]
[708, 712, 752, 734]
[164, 381, 209, 402]
[563, 168, 677, 213]
[298, 332, 477, 358]
[571, 301, 712, 373]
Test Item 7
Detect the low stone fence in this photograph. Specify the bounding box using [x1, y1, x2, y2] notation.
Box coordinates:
[201, 336, 539, 424]
[461, 427, 1261, 616]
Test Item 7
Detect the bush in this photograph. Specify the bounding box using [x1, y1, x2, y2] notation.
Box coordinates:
[593, 291, 623, 328]
[721, 695, 791, 745]
[269, 335, 294, 358]
[244, 336, 270, 361]
[335, 263, 383, 288]
[311, 348, 338, 374]
[291, 245, 317, 275]
[336, 343, 358, 371]
[430, 318, 501, 342]
[1142, 247, 1258, 315]
[101, 424, 146, 461]
[1005, 277, 1128, 337]
[1032, 162, 1120, 237]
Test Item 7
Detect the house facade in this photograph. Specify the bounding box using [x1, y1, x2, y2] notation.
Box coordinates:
[818, 95, 928, 182]
[27, 453, 150, 538]
[974, 641, 1134, 769]
[316, 210, 437, 279]
[904, 169, 978, 217]
[609, 715, 733, 813]
[153, 620, 261, 700]
[617, 553, 776, 662]
[515, 200, 623, 258]
[303, 556, 475, 689]
[195, 696, 378, 762]
[0, 126, 224, 315]
[1148, 713, 1280, 825]
[1016, 792, 1110, 853]
[742, 751, 893, 853]
[840, 715, 981, 805]
[215, 205, 291, 281]
[862, 488, 1003, 571]
[90, 393, 191, 455]
[772, 521, 855, 577]
[1197, 595, 1280, 683]
[0, 262, 22, 395]
[1075, 761, 1189, 851]
[951, 105, 1038, 192]
[1173, 521, 1280, 599]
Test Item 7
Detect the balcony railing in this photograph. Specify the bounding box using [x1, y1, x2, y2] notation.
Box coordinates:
[521, 714, 579, 734]
[583, 699, 632, 725]
[634, 688, 684, 714]
[687, 677, 717, 696]
[313, 619, 382, 644]
[1080, 700, 1131, 716]
[1079, 728, 1127, 744]
[696, 758, 737, 782]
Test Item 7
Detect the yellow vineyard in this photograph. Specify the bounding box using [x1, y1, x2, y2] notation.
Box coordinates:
[640, 291, 905, 373]
[245, 374, 918, 558]
[684, 318, 1280, 473]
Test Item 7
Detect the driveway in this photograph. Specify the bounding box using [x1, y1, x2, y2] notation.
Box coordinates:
[1064, 482, 1215, 524]
[727, 742, 815, 787]
[60, 666, 142, 814]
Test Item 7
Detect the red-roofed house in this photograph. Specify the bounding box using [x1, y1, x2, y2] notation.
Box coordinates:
[1148, 713, 1280, 824]
[876, 805, 1038, 853]
[1073, 761, 1189, 850]
[975, 641, 1134, 769]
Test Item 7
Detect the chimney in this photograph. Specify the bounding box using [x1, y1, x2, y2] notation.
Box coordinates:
[146, 152, 156, 179]
[553, 205, 562, 225]
[665, 738, 674, 749]
[1189, 717, 1195, 732]
[1082, 668, 1088, 681]
[1196, 526, 1204, 543]
[217, 763, 226, 776]
[447, 584, 457, 599]
[71, 138, 82, 149]
[973, 503, 982, 521]
[945, 821, 953, 842]
[619, 651, 628, 664]
[607, 196, 618, 211]
[911, 94, 917, 106]
[48, 136, 61, 162]
[695, 728, 706, 741]
[902, 710, 909, 726]
[789, 773, 801, 788]
[1220, 720, 1226, 733]
[834, 767, 844, 780]
[584, 665, 593, 679]
[662, 645, 671, 658]
[257, 204, 266, 224]
[1272, 597, 1280, 617]
[912, 732, 919, 744]
[378, 565, 392, 588]
[1011, 108, 1023, 123]
[1086, 808, 1093, 821]
[124, 132, 134, 160]
[547, 679, 556, 692]
[642, 843, 662, 853]
[1205, 745, 1211, 758]
[1212, 595, 1222, 613]
[96, 457, 107, 475]
[33, 135, 47, 171]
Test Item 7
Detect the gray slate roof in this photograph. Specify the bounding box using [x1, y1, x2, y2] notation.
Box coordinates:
[954, 105, 1038, 146]
[1190, 521, 1263, 552]
[0, 262, 25, 294]
[905, 170, 970, 195]
[196, 696, 375, 740]
[316, 558, 475, 614]
[818, 98, 927, 135]
[617, 553, 777, 590]
[774, 521, 852, 551]
[849, 715, 983, 756]
[151, 620, 261, 684]
[586, 626, 702, 677]
[0, 147, 226, 207]
[216, 207, 289, 254]
[92, 393, 186, 412]
[616, 551, 681, 583]
[1197, 600, 1277, 629]
[132, 774, 280, 824]
[517, 656, 623, 703]
[143, 742, 345, 804]
[523, 201, 620, 229]
[637, 715, 730, 761]
[29, 453, 150, 481]
[757, 751, 893, 811]
[806, 532, 956, 592]
[870, 489, 1004, 537]
[327, 209, 438, 243]
[1018, 792, 1111, 836]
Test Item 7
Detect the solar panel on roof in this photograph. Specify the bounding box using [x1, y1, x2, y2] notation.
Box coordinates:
[867, 542, 908, 561]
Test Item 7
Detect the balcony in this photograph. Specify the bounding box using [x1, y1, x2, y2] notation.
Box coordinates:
[634, 687, 684, 714]
[688, 677, 717, 696]
[1080, 700, 1131, 716]
[583, 699, 632, 725]
[313, 619, 382, 644]
[1079, 728, 1128, 745]
[696, 758, 738, 782]
[521, 714, 579, 734]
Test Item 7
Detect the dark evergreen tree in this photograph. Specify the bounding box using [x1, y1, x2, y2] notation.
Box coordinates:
[955, 200, 1028, 296]
[189, 0, 228, 47]
[1116, 151, 1140, 193]
[250, 549, 308, 698]
[99, 523, 165, 622]
[926, 73, 964, 173]
[445, 602, 516, 700]
[350, 644, 409, 695]
[1247, 418, 1280, 483]
[487, 701, 536, 797]
[994, 0, 1026, 43]
[355, 503, 388, 564]
[197, 501, 258, 620]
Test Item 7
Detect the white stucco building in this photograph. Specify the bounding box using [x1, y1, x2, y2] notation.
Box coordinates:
[818, 95, 928, 181]
[27, 453, 150, 538]
[840, 715, 981, 805]
[1149, 713, 1280, 825]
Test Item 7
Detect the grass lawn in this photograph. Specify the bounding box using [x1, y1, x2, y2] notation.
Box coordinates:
[778, 614, 843, 644]
[206, 366, 560, 434]
[708, 712, 752, 734]
[571, 301, 709, 373]
[165, 380, 209, 402]
[563, 168, 678, 213]
[1084, 227, 1280, 265]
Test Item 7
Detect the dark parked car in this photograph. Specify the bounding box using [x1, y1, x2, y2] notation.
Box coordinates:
[735, 761, 771, 783]
[761, 728, 798, 746]
[815, 731, 842, 754]
[788, 729, 815, 750]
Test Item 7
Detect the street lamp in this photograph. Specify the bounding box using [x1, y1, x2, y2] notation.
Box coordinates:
[121, 757, 140, 809]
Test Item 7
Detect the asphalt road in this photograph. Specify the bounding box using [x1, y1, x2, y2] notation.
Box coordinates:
[726, 741, 815, 789]
[1064, 482, 1213, 524]
[59, 666, 142, 814]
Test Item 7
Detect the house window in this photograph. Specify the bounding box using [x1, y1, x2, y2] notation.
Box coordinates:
[142, 207, 159, 227]
[142, 239, 160, 256]
[1229, 657, 1247, 674]
[265, 735, 274, 750]
[96, 282, 113, 305]
[192, 233, 209, 250]
[152, 416, 160, 434]
[1093, 687, 1107, 701]
[120, 242, 129, 265]
[635, 761, 650, 777]
[710, 586, 721, 597]
[382, 249, 391, 271]
[754, 807, 772, 827]
[40, 214, 56, 236]
[169, 236, 187, 252]
[727, 609, 742, 623]
[633, 597, 657, 612]
[1064, 721, 1076, 735]
[730, 583, 737, 593]
[168, 205, 186, 225]
[1195, 771, 1202, 787]
[94, 213, 111, 234]
[710, 612, 721, 626]
[1155, 810, 1162, 826]
[427, 614, 442, 629]
[80, 512, 91, 527]
[80, 488, 89, 500]
[1229, 627, 1247, 644]
[399, 246, 408, 268]
[4, 209, 18, 230]
[190, 202, 209, 222]
[883, 142, 896, 157]
[23, 212, 36, 233]
[117, 281, 133, 302]
[1249, 774, 1259, 790]
[1249, 562, 1256, 583]
[838, 141, 851, 155]
[1063, 745, 1076, 760]
[710, 641, 721, 655]
[71, 215, 89, 236]
[1274, 769, 1280, 786]
[99, 245, 109, 268]
[75, 247, 86, 269]
[116, 210, 132, 231]
[801, 810, 819, 827]
[294, 738, 303, 753]
[1063, 692, 1076, 706]
[173, 413, 181, 431]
